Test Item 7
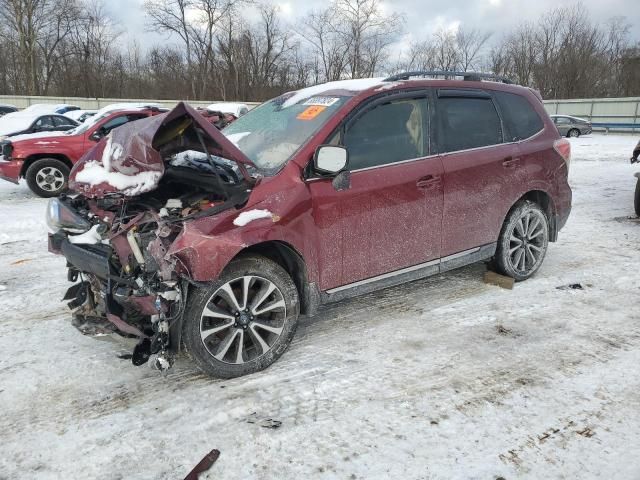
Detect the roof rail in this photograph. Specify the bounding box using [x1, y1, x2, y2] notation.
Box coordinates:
[383, 70, 513, 84]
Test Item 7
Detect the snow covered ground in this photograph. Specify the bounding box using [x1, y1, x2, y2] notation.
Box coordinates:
[0, 134, 639, 479]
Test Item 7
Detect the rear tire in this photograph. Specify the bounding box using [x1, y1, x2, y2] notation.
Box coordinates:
[494, 200, 549, 281]
[25, 158, 69, 197]
[634, 178, 640, 217]
[567, 128, 580, 138]
[182, 254, 300, 378]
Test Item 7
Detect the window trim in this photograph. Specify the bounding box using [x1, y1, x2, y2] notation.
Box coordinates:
[343, 90, 432, 172]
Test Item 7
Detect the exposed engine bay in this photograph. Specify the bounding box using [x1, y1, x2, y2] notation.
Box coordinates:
[47, 103, 255, 371]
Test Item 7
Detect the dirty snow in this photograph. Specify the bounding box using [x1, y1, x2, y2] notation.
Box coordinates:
[233, 209, 274, 226]
[74, 160, 162, 196]
[0, 134, 639, 479]
[282, 77, 387, 108]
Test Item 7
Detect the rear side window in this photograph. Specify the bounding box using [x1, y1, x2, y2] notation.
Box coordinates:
[494, 91, 544, 141]
[437, 96, 502, 152]
[53, 115, 76, 127]
[343, 98, 428, 170]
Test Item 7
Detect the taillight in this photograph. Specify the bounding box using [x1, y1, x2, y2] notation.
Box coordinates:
[554, 138, 571, 170]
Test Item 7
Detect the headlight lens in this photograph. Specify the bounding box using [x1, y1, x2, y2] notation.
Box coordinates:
[46, 198, 92, 233]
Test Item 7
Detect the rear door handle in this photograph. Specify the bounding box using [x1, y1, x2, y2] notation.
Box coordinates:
[502, 156, 521, 168]
[416, 175, 441, 189]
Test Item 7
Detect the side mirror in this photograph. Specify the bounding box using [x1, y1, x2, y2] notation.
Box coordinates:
[89, 130, 102, 142]
[314, 145, 348, 175]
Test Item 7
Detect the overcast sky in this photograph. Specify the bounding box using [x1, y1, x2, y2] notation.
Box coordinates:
[111, 0, 640, 55]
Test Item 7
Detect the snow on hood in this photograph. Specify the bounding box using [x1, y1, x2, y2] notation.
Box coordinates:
[9, 130, 67, 143]
[69, 102, 255, 197]
[281, 77, 387, 108]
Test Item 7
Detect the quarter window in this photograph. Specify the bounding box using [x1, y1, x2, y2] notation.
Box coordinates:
[438, 96, 502, 152]
[343, 98, 428, 170]
[494, 91, 544, 141]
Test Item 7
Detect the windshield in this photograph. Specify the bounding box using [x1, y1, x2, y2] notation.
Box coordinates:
[223, 95, 349, 175]
[68, 111, 111, 135]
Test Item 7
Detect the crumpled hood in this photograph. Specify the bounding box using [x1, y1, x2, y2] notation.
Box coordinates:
[69, 102, 255, 197]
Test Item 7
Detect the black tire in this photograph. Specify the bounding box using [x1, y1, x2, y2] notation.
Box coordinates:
[494, 200, 550, 282]
[567, 128, 580, 138]
[25, 158, 69, 197]
[634, 178, 640, 217]
[182, 254, 300, 378]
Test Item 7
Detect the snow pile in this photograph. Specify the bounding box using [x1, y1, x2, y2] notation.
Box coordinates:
[68, 225, 102, 245]
[282, 78, 387, 108]
[74, 161, 162, 196]
[233, 209, 274, 226]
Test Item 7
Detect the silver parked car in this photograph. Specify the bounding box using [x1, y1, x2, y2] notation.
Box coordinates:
[551, 115, 592, 138]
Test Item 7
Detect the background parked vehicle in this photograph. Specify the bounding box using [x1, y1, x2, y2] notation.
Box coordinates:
[196, 107, 237, 129]
[48, 73, 572, 378]
[631, 139, 640, 215]
[0, 104, 18, 116]
[64, 109, 98, 123]
[0, 112, 78, 139]
[0, 104, 163, 197]
[551, 114, 592, 137]
[21, 103, 81, 114]
[206, 102, 250, 117]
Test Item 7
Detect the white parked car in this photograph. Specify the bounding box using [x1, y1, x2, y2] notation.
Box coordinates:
[206, 102, 250, 117]
[64, 109, 98, 123]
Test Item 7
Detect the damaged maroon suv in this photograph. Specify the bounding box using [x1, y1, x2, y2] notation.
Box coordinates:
[47, 72, 572, 378]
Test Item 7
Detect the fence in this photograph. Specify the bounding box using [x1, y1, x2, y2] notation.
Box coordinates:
[543, 97, 640, 133]
[0, 94, 260, 110]
[1, 93, 639, 132]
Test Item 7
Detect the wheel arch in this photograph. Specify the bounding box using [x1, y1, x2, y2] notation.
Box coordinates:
[509, 189, 558, 241]
[230, 240, 320, 316]
[20, 154, 73, 178]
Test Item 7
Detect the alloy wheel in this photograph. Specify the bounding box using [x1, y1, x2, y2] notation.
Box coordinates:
[199, 276, 286, 365]
[507, 210, 547, 275]
[35, 166, 65, 192]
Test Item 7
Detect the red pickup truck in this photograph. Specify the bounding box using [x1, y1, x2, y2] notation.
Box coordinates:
[0, 105, 164, 197]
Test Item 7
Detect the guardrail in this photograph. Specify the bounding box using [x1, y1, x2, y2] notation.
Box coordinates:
[543, 97, 640, 133]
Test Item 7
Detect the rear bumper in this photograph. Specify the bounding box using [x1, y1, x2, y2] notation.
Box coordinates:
[0, 157, 22, 184]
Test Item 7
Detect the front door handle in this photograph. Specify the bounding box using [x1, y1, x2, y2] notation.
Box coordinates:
[502, 156, 521, 168]
[416, 175, 441, 189]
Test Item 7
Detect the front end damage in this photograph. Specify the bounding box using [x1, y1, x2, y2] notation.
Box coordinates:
[47, 102, 256, 371]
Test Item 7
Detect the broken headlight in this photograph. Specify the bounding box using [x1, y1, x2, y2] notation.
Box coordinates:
[46, 198, 92, 233]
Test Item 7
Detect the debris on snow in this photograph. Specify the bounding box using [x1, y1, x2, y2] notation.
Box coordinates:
[556, 283, 588, 290]
[245, 412, 282, 429]
[233, 209, 274, 226]
[183, 449, 220, 480]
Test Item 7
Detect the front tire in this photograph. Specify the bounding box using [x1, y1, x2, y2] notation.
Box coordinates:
[634, 178, 640, 217]
[182, 255, 299, 378]
[494, 200, 550, 281]
[25, 158, 69, 197]
[567, 128, 580, 138]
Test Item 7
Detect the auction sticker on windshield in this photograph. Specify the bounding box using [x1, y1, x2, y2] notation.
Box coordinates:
[303, 97, 340, 107]
[297, 105, 326, 120]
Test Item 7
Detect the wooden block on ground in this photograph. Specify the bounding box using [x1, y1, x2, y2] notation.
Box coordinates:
[483, 271, 515, 290]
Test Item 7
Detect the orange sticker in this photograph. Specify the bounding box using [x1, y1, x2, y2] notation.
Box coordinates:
[297, 105, 326, 120]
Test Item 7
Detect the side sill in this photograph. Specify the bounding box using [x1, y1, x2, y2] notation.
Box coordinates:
[321, 243, 496, 305]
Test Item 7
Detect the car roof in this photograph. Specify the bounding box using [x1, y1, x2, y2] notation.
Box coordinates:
[279, 77, 538, 108]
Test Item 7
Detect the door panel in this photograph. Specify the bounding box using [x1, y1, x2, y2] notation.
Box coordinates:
[440, 143, 525, 256]
[341, 158, 444, 284]
[436, 91, 527, 256]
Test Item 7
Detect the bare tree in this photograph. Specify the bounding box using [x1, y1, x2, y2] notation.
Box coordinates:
[456, 27, 492, 71]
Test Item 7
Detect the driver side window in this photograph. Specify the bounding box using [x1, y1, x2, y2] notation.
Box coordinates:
[343, 98, 428, 171]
